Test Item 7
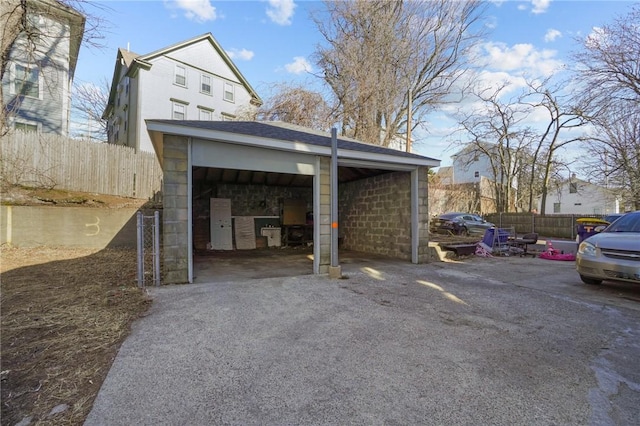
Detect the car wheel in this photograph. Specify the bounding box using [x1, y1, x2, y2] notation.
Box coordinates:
[459, 227, 468, 236]
[580, 275, 603, 285]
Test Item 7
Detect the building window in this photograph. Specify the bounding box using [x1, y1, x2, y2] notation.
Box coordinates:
[201, 75, 212, 95]
[198, 108, 212, 120]
[569, 182, 577, 193]
[221, 112, 236, 121]
[15, 122, 38, 132]
[223, 82, 234, 102]
[175, 65, 187, 87]
[474, 171, 480, 178]
[172, 102, 186, 120]
[14, 65, 39, 98]
[553, 203, 561, 213]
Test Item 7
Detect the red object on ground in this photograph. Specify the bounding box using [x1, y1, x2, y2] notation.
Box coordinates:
[539, 241, 576, 261]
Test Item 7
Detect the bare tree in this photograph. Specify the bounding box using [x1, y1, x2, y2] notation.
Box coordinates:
[71, 76, 109, 140]
[572, 4, 640, 117]
[314, 0, 486, 147]
[583, 108, 640, 210]
[1, 0, 107, 135]
[521, 79, 589, 215]
[455, 84, 532, 213]
[254, 82, 335, 131]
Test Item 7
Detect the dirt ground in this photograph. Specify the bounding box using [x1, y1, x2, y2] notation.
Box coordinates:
[0, 185, 151, 209]
[1, 246, 151, 425]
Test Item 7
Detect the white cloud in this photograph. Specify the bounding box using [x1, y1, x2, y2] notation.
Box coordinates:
[517, 0, 551, 14]
[266, 0, 296, 26]
[226, 48, 255, 61]
[165, 0, 217, 23]
[474, 42, 563, 77]
[284, 56, 312, 74]
[531, 0, 551, 14]
[544, 29, 562, 42]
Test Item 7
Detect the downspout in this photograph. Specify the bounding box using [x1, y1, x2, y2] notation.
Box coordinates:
[187, 137, 193, 283]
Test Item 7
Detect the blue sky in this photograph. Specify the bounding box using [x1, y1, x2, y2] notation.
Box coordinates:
[75, 0, 636, 166]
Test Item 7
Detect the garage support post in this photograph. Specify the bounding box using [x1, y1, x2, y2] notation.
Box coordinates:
[329, 128, 341, 279]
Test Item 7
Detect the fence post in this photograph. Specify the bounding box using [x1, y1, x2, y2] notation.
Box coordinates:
[136, 211, 143, 287]
[154, 210, 161, 287]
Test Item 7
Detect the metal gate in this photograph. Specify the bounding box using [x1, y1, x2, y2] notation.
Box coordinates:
[137, 211, 161, 287]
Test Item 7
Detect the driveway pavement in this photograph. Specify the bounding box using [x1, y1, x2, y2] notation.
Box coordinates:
[85, 255, 640, 425]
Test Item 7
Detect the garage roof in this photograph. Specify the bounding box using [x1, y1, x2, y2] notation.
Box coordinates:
[146, 120, 441, 170]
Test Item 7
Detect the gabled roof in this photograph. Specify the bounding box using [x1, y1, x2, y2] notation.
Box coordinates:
[145, 120, 441, 169]
[130, 33, 261, 106]
[103, 33, 263, 119]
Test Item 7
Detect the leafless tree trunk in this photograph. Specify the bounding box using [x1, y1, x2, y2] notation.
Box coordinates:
[521, 79, 589, 215]
[314, 0, 486, 146]
[455, 84, 531, 213]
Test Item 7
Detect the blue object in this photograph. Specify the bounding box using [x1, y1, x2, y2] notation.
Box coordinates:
[482, 228, 510, 247]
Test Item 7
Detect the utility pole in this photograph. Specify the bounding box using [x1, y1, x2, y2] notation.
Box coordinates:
[406, 89, 412, 153]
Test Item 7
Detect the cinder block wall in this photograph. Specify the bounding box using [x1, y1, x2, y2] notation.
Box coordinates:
[162, 135, 189, 284]
[339, 171, 413, 260]
[318, 157, 331, 273]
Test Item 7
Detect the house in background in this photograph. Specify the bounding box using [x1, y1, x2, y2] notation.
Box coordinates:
[103, 33, 263, 153]
[1, 0, 85, 135]
[434, 144, 519, 213]
[538, 175, 620, 215]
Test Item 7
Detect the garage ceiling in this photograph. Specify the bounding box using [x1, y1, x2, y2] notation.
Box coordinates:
[193, 166, 392, 187]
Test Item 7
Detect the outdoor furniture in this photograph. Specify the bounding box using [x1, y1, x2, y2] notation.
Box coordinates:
[509, 233, 539, 257]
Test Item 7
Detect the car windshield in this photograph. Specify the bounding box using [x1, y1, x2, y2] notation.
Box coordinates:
[604, 213, 640, 233]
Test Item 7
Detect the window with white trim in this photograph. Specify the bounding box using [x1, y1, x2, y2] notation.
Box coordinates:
[201, 74, 212, 95]
[553, 203, 561, 213]
[223, 82, 234, 102]
[221, 112, 236, 121]
[175, 65, 187, 87]
[198, 108, 212, 120]
[14, 65, 39, 98]
[172, 102, 186, 120]
[15, 121, 38, 132]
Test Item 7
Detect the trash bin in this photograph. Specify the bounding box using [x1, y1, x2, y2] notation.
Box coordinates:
[482, 227, 510, 248]
[576, 218, 610, 243]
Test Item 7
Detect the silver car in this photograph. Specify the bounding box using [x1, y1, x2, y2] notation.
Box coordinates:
[576, 211, 640, 285]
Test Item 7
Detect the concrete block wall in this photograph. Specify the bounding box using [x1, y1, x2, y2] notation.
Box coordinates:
[417, 166, 430, 263]
[318, 157, 331, 273]
[162, 135, 189, 284]
[339, 171, 413, 260]
[215, 184, 312, 217]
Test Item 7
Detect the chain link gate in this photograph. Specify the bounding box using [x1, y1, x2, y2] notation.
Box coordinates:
[137, 211, 161, 287]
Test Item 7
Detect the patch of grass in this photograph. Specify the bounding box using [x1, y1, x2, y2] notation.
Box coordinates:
[1, 247, 152, 425]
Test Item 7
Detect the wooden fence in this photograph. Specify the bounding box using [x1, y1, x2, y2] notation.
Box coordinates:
[0, 132, 162, 199]
[484, 212, 609, 240]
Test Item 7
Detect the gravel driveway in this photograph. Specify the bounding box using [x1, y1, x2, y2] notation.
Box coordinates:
[85, 255, 640, 425]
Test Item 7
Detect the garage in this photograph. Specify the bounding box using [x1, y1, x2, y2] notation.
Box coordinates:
[146, 120, 440, 284]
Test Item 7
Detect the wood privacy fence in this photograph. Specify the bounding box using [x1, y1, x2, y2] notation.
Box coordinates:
[0, 132, 162, 199]
[484, 212, 609, 240]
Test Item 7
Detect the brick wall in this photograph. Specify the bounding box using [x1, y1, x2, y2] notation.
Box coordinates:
[339, 171, 413, 260]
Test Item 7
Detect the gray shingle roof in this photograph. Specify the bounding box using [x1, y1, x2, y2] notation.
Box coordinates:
[148, 120, 438, 162]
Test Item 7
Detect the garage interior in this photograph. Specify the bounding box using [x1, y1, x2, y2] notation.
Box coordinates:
[190, 164, 402, 282]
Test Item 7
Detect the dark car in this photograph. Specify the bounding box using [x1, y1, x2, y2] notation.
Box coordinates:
[576, 211, 640, 285]
[430, 212, 494, 236]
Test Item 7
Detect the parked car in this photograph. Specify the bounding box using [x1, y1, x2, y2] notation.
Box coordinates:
[430, 212, 494, 236]
[576, 210, 640, 285]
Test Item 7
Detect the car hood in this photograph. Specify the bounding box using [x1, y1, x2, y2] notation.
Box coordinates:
[585, 232, 640, 251]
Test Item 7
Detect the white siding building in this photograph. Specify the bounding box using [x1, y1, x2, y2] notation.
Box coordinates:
[538, 177, 620, 215]
[103, 33, 262, 152]
[2, 0, 84, 135]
